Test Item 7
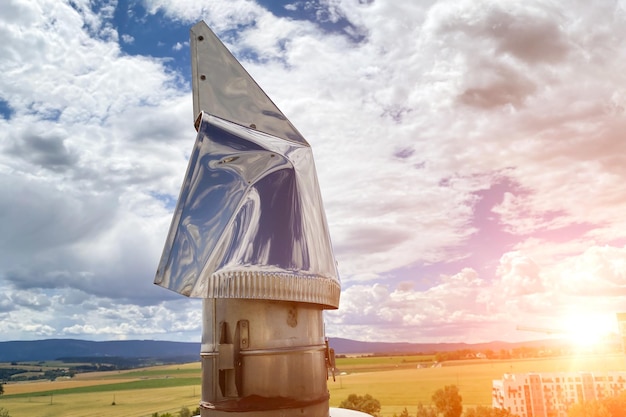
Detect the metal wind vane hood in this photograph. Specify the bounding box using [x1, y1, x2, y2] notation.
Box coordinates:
[155, 20, 343, 417]
[155, 21, 340, 309]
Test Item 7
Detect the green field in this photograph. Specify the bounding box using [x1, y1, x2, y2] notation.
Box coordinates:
[5, 378, 200, 399]
[1, 354, 624, 417]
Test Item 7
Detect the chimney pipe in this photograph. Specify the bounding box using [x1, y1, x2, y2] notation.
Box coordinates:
[155, 21, 340, 417]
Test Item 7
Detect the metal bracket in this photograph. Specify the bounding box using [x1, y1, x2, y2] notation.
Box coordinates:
[216, 320, 250, 398]
[217, 321, 237, 397]
[239, 319, 249, 350]
[324, 338, 336, 381]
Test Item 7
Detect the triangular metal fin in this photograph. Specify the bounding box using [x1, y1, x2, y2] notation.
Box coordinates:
[190, 21, 307, 145]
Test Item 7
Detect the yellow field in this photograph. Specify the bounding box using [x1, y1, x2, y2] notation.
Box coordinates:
[1, 385, 200, 417]
[329, 353, 626, 416]
[1, 354, 624, 417]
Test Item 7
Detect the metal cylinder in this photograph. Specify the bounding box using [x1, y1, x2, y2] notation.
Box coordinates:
[200, 298, 329, 417]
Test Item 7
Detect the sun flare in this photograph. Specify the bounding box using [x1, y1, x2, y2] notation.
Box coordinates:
[559, 313, 616, 350]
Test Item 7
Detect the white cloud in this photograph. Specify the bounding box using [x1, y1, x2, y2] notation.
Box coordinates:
[0, 0, 193, 326]
[11, 290, 52, 311]
[496, 251, 543, 296]
[121, 33, 135, 44]
[554, 246, 626, 297]
[141, 0, 265, 31]
[326, 268, 497, 342]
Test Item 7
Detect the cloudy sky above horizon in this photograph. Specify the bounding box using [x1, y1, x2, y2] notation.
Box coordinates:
[2, 0, 626, 345]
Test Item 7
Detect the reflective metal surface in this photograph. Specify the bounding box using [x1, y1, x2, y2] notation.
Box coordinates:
[190, 21, 306, 144]
[155, 113, 340, 308]
[156, 20, 340, 308]
[155, 20, 341, 417]
[329, 409, 373, 417]
[200, 299, 329, 414]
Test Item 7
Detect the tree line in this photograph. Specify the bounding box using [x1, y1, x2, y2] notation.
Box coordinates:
[339, 385, 626, 417]
[433, 346, 579, 362]
[338, 386, 511, 417]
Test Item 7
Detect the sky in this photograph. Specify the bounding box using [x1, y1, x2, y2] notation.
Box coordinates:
[2, 0, 626, 345]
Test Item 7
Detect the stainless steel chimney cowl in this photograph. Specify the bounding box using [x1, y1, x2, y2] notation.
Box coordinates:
[154, 21, 341, 417]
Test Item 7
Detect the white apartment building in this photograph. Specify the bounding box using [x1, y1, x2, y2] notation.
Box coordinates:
[492, 371, 626, 417]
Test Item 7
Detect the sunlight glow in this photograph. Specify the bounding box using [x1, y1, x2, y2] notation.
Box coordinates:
[559, 313, 616, 350]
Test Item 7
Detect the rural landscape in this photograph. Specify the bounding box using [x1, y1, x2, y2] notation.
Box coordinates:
[1, 338, 624, 417]
[4, 1, 626, 417]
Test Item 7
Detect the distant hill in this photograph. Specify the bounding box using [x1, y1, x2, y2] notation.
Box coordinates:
[0, 337, 565, 362]
[328, 337, 563, 355]
[0, 339, 200, 362]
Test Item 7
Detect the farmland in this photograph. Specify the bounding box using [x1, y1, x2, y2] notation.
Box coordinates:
[0, 363, 202, 417]
[329, 353, 626, 416]
[1, 353, 625, 417]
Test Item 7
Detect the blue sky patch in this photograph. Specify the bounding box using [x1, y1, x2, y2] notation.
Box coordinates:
[257, 0, 367, 43]
[113, 0, 191, 80]
[0, 98, 13, 120]
[151, 191, 178, 211]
